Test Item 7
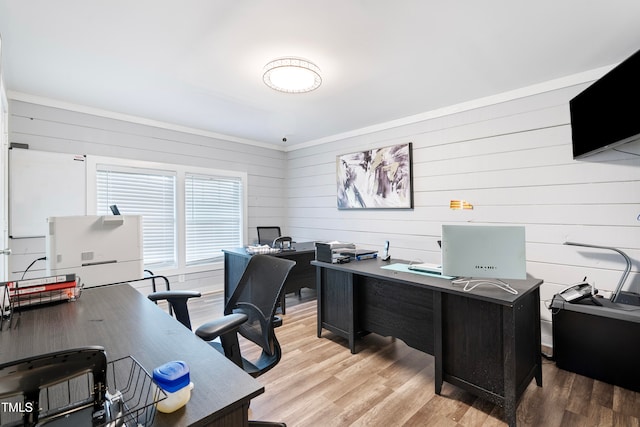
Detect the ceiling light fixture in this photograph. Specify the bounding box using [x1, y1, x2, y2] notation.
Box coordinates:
[263, 57, 322, 93]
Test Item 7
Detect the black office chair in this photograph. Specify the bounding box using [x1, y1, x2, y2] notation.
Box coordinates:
[257, 226, 281, 246]
[195, 254, 296, 378]
[144, 258, 293, 426]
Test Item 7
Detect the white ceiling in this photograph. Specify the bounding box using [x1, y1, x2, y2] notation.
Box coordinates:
[1, 1, 640, 149]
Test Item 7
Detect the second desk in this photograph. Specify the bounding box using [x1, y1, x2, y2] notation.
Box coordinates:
[223, 242, 316, 312]
[313, 258, 543, 427]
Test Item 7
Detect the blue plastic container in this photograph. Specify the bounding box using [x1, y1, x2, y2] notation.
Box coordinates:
[152, 361, 193, 413]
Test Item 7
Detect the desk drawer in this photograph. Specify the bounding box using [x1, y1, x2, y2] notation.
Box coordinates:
[358, 276, 434, 354]
[441, 291, 540, 401]
[319, 268, 354, 337]
[283, 252, 316, 293]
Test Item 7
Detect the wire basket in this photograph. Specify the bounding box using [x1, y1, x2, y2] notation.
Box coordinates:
[9, 287, 80, 310]
[98, 355, 167, 427]
[0, 355, 166, 427]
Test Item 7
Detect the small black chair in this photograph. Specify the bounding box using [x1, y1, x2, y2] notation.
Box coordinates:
[0, 347, 108, 426]
[257, 226, 281, 247]
[195, 254, 296, 378]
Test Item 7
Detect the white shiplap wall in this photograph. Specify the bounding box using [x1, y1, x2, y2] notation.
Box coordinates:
[285, 83, 640, 347]
[7, 99, 288, 295]
[6, 82, 640, 346]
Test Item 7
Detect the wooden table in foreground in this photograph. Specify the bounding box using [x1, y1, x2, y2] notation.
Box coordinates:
[0, 283, 264, 427]
[313, 258, 543, 427]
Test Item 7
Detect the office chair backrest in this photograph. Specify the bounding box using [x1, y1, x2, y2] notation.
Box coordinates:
[225, 255, 295, 360]
[257, 226, 281, 246]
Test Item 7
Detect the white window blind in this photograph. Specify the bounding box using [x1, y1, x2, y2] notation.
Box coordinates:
[96, 167, 177, 269]
[185, 174, 243, 265]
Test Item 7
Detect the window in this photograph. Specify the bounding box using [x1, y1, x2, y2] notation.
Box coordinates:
[96, 166, 177, 269]
[185, 174, 243, 265]
[88, 156, 247, 274]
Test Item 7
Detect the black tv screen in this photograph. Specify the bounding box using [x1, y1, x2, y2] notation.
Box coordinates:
[569, 48, 640, 159]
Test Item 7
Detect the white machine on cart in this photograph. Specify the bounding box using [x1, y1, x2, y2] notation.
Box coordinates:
[46, 215, 144, 288]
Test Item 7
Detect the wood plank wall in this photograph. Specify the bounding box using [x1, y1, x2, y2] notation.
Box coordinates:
[285, 83, 640, 347]
[6, 100, 287, 295]
[6, 79, 640, 347]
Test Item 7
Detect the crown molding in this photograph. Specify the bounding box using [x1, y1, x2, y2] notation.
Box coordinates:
[6, 91, 284, 151]
[285, 64, 615, 152]
[6, 63, 616, 154]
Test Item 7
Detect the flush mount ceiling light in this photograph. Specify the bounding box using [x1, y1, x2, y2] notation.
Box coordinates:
[263, 57, 322, 93]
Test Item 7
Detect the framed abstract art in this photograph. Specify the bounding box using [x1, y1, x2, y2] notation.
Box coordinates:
[336, 142, 413, 209]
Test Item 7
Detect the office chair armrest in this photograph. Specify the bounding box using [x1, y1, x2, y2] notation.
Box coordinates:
[195, 313, 248, 341]
[148, 290, 202, 330]
[148, 290, 202, 302]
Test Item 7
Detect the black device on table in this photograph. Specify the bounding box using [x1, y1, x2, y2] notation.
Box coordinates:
[273, 236, 294, 250]
[558, 281, 595, 303]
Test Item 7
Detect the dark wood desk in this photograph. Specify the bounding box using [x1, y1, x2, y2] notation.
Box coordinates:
[313, 258, 543, 427]
[0, 283, 263, 427]
[223, 242, 316, 313]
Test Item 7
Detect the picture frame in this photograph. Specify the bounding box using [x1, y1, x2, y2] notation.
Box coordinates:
[336, 142, 413, 209]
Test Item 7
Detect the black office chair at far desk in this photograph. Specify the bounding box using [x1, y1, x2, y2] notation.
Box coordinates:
[257, 226, 281, 246]
[148, 255, 296, 427]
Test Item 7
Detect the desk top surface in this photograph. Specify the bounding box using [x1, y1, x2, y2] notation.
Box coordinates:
[550, 294, 640, 322]
[312, 258, 543, 306]
[223, 241, 316, 258]
[0, 283, 263, 426]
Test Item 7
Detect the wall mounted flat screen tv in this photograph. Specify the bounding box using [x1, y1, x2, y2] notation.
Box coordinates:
[569, 48, 640, 159]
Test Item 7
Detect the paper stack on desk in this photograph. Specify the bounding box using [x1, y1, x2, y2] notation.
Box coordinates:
[337, 248, 378, 261]
[2, 274, 79, 309]
[315, 241, 356, 263]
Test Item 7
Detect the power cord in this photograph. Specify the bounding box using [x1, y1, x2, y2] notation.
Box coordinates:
[21, 256, 47, 280]
[452, 278, 518, 295]
[541, 351, 554, 361]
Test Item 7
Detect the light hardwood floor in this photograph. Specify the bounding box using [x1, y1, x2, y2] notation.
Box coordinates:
[186, 290, 640, 427]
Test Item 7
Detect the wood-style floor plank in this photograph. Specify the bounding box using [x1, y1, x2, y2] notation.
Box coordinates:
[179, 289, 640, 427]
